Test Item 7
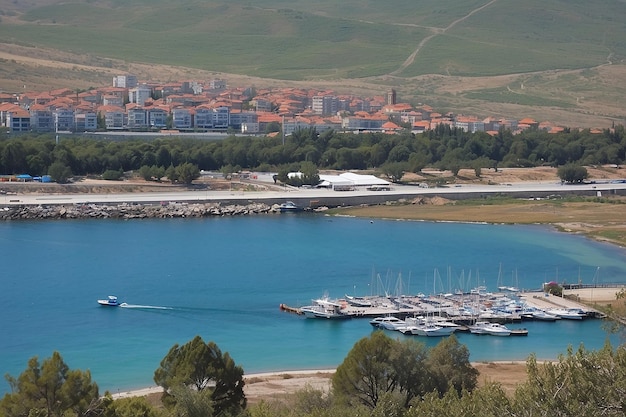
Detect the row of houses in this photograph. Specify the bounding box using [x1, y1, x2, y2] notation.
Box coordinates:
[0, 75, 564, 135]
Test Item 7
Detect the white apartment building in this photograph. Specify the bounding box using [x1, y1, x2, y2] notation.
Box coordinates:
[113, 74, 138, 89]
[128, 84, 152, 106]
[312, 95, 338, 116]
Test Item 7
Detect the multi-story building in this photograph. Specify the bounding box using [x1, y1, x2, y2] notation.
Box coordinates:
[194, 107, 230, 130]
[127, 107, 148, 129]
[54, 108, 76, 132]
[113, 74, 138, 89]
[311, 95, 338, 116]
[74, 111, 98, 132]
[229, 111, 257, 130]
[29, 107, 54, 132]
[6, 108, 30, 132]
[102, 107, 126, 130]
[341, 115, 387, 131]
[172, 108, 192, 129]
[148, 108, 168, 129]
[128, 84, 152, 106]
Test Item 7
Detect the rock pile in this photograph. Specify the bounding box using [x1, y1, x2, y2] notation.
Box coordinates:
[0, 201, 285, 221]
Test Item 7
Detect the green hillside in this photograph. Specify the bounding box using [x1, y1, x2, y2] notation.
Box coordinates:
[1, 0, 624, 79]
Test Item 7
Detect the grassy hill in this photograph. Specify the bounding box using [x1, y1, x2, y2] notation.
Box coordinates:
[0, 0, 625, 127]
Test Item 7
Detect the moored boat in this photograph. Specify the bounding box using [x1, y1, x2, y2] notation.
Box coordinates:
[279, 201, 300, 212]
[369, 316, 407, 331]
[469, 321, 511, 336]
[549, 308, 586, 320]
[300, 294, 351, 319]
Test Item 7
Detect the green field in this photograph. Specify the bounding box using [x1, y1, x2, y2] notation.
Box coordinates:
[1, 0, 625, 79]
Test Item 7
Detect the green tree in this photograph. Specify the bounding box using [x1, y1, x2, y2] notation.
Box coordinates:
[102, 168, 124, 180]
[175, 162, 200, 184]
[332, 331, 428, 409]
[0, 351, 100, 417]
[512, 344, 626, 416]
[153, 336, 246, 416]
[299, 160, 320, 186]
[48, 161, 73, 183]
[165, 165, 178, 183]
[557, 164, 589, 183]
[101, 395, 161, 417]
[381, 161, 408, 183]
[424, 334, 478, 397]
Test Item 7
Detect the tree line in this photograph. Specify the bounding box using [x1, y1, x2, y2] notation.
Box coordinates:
[2, 332, 625, 416]
[1, 125, 625, 183]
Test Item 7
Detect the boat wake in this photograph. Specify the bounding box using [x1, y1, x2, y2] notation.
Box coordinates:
[118, 303, 171, 310]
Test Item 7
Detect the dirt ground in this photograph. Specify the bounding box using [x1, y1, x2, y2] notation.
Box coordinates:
[138, 363, 529, 407]
[240, 362, 530, 403]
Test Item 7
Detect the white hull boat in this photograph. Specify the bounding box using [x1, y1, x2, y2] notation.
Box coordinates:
[369, 316, 407, 331]
[97, 295, 120, 307]
[469, 321, 511, 336]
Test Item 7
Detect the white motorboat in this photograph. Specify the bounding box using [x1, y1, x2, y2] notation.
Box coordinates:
[97, 295, 121, 307]
[532, 310, 560, 321]
[344, 294, 373, 307]
[549, 308, 586, 320]
[279, 201, 300, 212]
[369, 316, 407, 331]
[300, 295, 350, 319]
[469, 321, 511, 336]
[405, 323, 457, 337]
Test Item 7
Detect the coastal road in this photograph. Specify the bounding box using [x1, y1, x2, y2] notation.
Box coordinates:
[4, 180, 626, 207]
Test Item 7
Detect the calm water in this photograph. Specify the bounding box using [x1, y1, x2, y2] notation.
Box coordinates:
[1, 214, 626, 395]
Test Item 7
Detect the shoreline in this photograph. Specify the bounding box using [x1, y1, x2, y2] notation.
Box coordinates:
[110, 369, 338, 399]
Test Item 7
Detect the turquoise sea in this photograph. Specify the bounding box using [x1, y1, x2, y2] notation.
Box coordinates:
[1, 214, 626, 395]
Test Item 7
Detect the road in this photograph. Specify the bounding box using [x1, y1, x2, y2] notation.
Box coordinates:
[3, 180, 626, 207]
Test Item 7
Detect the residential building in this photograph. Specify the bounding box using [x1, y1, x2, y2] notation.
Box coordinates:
[54, 108, 76, 131]
[148, 108, 169, 129]
[30, 107, 54, 132]
[128, 84, 152, 106]
[6, 108, 31, 132]
[312, 95, 338, 116]
[74, 111, 98, 132]
[172, 108, 192, 129]
[229, 110, 257, 130]
[127, 107, 148, 128]
[113, 74, 138, 89]
[101, 107, 126, 130]
[194, 106, 229, 129]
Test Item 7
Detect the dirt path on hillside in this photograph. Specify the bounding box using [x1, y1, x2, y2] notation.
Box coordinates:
[390, 0, 499, 75]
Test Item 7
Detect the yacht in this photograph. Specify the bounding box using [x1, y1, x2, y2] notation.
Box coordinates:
[300, 295, 350, 319]
[469, 321, 511, 336]
[549, 308, 586, 320]
[369, 316, 407, 331]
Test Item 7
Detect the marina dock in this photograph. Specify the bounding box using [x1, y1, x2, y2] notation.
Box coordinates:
[280, 287, 622, 323]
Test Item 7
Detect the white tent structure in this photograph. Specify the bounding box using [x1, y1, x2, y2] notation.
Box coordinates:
[318, 172, 390, 190]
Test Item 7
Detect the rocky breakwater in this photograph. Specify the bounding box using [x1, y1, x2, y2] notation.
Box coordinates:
[0, 201, 287, 220]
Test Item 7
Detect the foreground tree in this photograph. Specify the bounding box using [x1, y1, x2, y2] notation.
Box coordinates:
[0, 351, 100, 417]
[154, 335, 246, 416]
[333, 331, 429, 409]
[425, 334, 478, 397]
[512, 343, 626, 416]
